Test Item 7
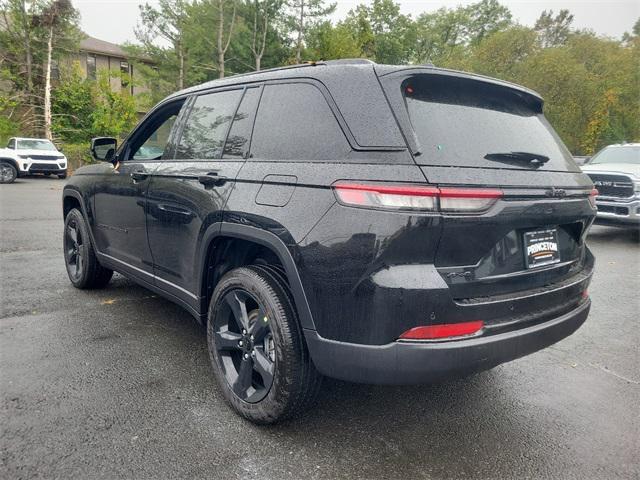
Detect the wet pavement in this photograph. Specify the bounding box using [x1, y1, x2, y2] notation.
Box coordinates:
[1, 177, 638, 479]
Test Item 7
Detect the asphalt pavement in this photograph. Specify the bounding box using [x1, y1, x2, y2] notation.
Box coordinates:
[1, 177, 639, 479]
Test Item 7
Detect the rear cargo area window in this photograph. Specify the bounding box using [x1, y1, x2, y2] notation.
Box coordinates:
[403, 75, 576, 171]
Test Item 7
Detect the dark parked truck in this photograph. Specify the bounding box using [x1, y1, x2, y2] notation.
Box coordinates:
[62, 60, 597, 423]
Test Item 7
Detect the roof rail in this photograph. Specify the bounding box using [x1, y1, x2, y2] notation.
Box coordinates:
[322, 58, 375, 66]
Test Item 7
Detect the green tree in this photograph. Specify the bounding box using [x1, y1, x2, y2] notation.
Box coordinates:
[535, 9, 574, 48]
[287, 0, 336, 63]
[342, 0, 415, 64]
[246, 0, 283, 70]
[137, 0, 191, 89]
[51, 63, 94, 142]
[467, 26, 538, 80]
[0, 0, 79, 137]
[91, 70, 138, 138]
[34, 0, 79, 139]
[465, 0, 512, 45]
[414, 7, 470, 65]
[305, 21, 363, 60]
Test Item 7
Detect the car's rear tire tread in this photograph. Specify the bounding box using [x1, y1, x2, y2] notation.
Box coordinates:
[252, 264, 323, 411]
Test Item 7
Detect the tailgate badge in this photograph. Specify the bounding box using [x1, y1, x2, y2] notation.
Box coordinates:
[545, 187, 566, 198]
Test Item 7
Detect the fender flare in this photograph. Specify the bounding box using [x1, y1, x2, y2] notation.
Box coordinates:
[62, 188, 100, 250]
[0, 157, 19, 172]
[198, 222, 317, 331]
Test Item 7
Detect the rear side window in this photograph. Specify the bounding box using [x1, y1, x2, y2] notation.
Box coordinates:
[176, 89, 242, 160]
[250, 83, 350, 161]
[7, 139, 15, 149]
[223, 87, 261, 159]
[403, 75, 576, 171]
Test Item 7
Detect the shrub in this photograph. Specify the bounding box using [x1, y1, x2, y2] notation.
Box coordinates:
[58, 142, 94, 172]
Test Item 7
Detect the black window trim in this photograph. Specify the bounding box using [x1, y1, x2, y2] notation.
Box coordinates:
[117, 97, 187, 163]
[170, 84, 264, 163]
[223, 84, 264, 160]
[170, 76, 404, 154]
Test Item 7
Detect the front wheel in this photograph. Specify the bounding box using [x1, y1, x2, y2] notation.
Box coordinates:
[207, 266, 321, 424]
[0, 161, 17, 184]
[63, 208, 113, 289]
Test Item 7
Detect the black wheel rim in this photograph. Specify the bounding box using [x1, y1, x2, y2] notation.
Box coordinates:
[213, 289, 275, 403]
[64, 219, 84, 281]
[0, 164, 15, 182]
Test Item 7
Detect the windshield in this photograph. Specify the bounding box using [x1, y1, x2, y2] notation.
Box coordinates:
[588, 146, 640, 165]
[403, 75, 577, 171]
[17, 139, 57, 151]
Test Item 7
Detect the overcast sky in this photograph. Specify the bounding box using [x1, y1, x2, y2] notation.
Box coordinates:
[75, 0, 639, 46]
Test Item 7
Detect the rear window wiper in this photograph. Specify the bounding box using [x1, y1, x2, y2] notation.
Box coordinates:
[484, 151, 550, 167]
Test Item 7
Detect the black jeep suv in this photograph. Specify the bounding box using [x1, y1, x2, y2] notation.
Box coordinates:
[62, 60, 596, 423]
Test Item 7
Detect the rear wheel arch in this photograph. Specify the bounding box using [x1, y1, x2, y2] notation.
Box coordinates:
[62, 190, 100, 254]
[199, 223, 316, 331]
[63, 194, 82, 219]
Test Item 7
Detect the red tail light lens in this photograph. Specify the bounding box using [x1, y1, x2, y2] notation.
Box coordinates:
[333, 182, 502, 213]
[399, 321, 484, 340]
[333, 183, 439, 211]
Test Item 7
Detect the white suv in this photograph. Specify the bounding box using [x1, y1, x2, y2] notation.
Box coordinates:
[0, 137, 68, 184]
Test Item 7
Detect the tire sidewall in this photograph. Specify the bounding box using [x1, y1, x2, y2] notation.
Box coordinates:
[0, 162, 17, 184]
[207, 267, 301, 423]
[63, 209, 91, 288]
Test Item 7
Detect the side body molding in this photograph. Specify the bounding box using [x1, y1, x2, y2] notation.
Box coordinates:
[198, 222, 317, 331]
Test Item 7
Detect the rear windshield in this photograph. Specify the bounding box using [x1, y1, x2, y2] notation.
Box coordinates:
[403, 75, 577, 171]
[588, 146, 640, 165]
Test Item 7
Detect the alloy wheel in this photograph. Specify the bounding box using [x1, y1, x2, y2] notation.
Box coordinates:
[213, 289, 275, 403]
[0, 164, 15, 183]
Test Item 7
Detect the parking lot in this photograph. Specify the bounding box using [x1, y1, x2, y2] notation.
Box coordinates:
[1, 177, 638, 479]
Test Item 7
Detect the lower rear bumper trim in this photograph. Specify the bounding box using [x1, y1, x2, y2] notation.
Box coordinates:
[304, 300, 590, 385]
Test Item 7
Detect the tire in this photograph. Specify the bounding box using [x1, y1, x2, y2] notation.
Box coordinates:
[63, 208, 113, 289]
[58, 172, 67, 179]
[207, 265, 321, 424]
[0, 161, 17, 184]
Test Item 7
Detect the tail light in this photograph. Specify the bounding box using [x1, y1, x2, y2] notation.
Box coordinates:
[399, 321, 484, 341]
[588, 188, 599, 209]
[333, 182, 502, 213]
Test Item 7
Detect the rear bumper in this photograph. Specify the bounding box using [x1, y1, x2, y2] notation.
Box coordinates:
[305, 299, 590, 385]
[594, 197, 640, 226]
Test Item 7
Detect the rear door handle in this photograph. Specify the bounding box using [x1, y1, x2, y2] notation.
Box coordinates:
[157, 204, 193, 217]
[198, 172, 227, 187]
[130, 171, 149, 182]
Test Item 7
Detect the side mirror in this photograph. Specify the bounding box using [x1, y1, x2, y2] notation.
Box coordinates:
[91, 137, 117, 164]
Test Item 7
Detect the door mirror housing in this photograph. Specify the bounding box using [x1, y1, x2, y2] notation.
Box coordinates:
[91, 137, 117, 164]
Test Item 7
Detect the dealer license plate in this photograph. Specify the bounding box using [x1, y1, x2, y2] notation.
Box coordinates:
[524, 228, 561, 269]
